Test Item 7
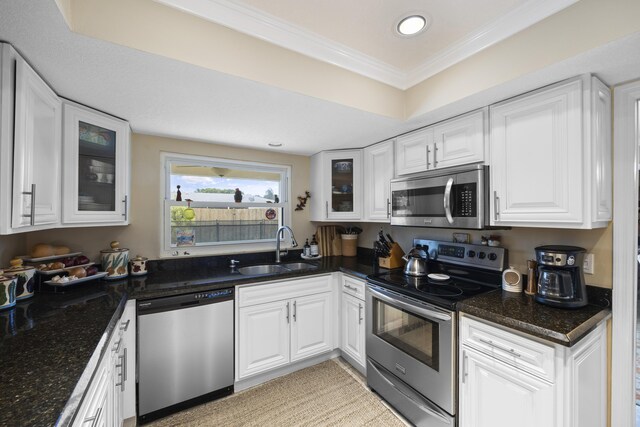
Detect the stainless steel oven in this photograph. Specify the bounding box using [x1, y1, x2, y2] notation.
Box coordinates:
[390, 164, 489, 229]
[366, 284, 456, 426]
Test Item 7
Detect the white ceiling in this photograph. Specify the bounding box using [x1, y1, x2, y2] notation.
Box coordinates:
[1, 0, 639, 156]
[156, 0, 579, 88]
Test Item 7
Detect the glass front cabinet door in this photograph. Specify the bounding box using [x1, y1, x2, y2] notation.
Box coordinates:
[62, 101, 130, 225]
[325, 150, 362, 220]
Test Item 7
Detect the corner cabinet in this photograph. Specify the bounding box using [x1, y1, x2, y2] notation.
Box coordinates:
[0, 43, 62, 234]
[62, 101, 131, 225]
[489, 75, 611, 228]
[459, 314, 608, 427]
[395, 109, 485, 177]
[364, 140, 394, 222]
[310, 150, 363, 221]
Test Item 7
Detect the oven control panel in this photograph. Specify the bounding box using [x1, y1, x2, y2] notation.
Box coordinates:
[414, 239, 506, 271]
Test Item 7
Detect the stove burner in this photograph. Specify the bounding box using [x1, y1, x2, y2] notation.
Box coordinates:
[417, 284, 463, 297]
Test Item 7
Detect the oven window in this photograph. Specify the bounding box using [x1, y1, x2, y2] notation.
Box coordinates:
[372, 297, 439, 370]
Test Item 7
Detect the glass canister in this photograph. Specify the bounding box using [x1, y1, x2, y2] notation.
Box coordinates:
[101, 241, 130, 280]
[4, 258, 36, 300]
[130, 255, 148, 276]
[0, 271, 17, 310]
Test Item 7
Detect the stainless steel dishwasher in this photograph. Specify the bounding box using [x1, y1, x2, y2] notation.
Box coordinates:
[137, 288, 234, 422]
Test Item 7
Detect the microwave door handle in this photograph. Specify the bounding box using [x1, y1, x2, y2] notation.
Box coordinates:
[443, 177, 454, 224]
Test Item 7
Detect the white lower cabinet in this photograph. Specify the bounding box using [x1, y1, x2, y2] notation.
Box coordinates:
[73, 300, 136, 427]
[236, 275, 334, 380]
[238, 300, 291, 377]
[461, 346, 555, 427]
[339, 275, 366, 373]
[459, 314, 608, 427]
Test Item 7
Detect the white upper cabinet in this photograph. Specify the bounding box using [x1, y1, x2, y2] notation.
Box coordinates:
[62, 101, 130, 225]
[364, 140, 394, 222]
[310, 150, 363, 221]
[395, 109, 485, 177]
[432, 109, 485, 169]
[395, 128, 433, 176]
[490, 75, 611, 228]
[1, 44, 62, 234]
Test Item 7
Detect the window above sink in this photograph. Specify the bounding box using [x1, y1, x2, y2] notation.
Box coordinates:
[160, 153, 292, 258]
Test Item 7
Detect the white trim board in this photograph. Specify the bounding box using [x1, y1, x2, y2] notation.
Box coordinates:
[611, 79, 640, 427]
[154, 0, 578, 90]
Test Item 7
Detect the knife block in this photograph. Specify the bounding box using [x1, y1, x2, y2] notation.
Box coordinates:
[378, 243, 405, 269]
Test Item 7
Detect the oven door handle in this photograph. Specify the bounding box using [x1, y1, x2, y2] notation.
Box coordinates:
[368, 287, 452, 322]
[369, 360, 452, 424]
[443, 177, 454, 224]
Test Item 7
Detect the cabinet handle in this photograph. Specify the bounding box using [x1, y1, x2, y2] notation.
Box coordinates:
[286, 302, 290, 323]
[344, 284, 358, 292]
[112, 337, 122, 353]
[123, 347, 128, 383]
[358, 303, 363, 324]
[119, 319, 130, 331]
[425, 146, 430, 169]
[21, 183, 36, 226]
[433, 145, 438, 167]
[386, 198, 391, 218]
[325, 201, 329, 219]
[84, 406, 102, 427]
[462, 351, 468, 383]
[478, 337, 521, 358]
[122, 195, 128, 221]
[293, 301, 297, 322]
[493, 191, 500, 220]
[115, 354, 124, 391]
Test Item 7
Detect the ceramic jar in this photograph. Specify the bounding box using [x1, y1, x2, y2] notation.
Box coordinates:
[100, 241, 130, 280]
[4, 258, 36, 300]
[0, 272, 17, 310]
[130, 255, 148, 276]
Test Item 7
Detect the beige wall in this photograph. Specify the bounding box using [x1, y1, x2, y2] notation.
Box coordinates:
[69, 0, 405, 119]
[357, 222, 613, 288]
[0, 234, 26, 267]
[405, 0, 640, 118]
[23, 133, 314, 262]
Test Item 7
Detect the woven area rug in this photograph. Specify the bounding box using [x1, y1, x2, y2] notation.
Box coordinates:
[148, 359, 406, 426]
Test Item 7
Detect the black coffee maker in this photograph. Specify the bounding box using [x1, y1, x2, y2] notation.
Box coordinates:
[534, 245, 588, 308]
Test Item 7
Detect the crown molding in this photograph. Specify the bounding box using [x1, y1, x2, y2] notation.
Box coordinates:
[154, 0, 406, 88]
[404, 0, 580, 88]
[154, 0, 579, 90]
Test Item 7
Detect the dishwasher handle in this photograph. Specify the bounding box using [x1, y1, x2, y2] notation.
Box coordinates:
[138, 288, 234, 315]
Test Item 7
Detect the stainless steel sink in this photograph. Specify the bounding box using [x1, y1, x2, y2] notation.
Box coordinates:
[280, 262, 318, 271]
[237, 265, 287, 276]
[237, 262, 318, 276]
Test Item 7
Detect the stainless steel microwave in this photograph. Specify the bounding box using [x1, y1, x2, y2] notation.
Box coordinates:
[390, 164, 489, 229]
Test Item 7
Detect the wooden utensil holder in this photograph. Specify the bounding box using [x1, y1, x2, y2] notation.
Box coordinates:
[379, 243, 405, 269]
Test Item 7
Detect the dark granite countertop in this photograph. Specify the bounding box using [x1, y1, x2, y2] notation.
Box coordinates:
[0, 254, 374, 427]
[0, 283, 128, 427]
[457, 286, 612, 346]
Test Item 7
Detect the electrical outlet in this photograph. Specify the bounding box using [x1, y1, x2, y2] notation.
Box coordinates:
[583, 253, 595, 275]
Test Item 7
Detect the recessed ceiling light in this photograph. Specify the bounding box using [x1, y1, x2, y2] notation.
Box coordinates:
[268, 142, 282, 147]
[397, 15, 427, 36]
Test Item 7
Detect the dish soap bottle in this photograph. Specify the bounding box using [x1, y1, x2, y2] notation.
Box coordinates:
[310, 235, 319, 257]
[303, 239, 311, 257]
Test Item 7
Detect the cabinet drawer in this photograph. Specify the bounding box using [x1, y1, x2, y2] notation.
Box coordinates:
[341, 275, 365, 300]
[238, 274, 333, 307]
[460, 315, 555, 382]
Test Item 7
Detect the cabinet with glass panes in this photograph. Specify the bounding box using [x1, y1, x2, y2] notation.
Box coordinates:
[62, 100, 130, 225]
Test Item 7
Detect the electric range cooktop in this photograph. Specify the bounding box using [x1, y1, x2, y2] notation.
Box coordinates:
[367, 239, 507, 310]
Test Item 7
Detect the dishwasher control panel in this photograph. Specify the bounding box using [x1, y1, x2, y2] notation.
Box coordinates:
[195, 289, 233, 299]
